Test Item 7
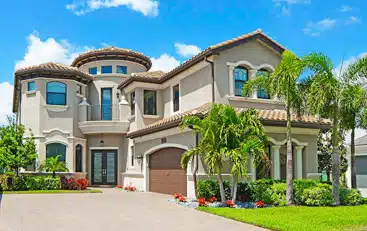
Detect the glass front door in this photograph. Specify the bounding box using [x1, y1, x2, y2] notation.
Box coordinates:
[91, 150, 117, 185]
[101, 88, 112, 120]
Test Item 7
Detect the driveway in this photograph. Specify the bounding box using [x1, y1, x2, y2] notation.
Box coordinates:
[0, 189, 265, 231]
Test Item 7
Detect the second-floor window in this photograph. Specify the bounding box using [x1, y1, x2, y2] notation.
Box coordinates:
[234, 66, 248, 96]
[256, 69, 270, 99]
[77, 84, 83, 95]
[116, 65, 127, 74]
[173, 84, 180, 112]
[89, 67, 97, 75]
[144, 90, 157, 115]
[130, 92, 135, 116]
[47, 82, 67, 105]
[28, 81, 35, 91]
[101, 65, 112, 74]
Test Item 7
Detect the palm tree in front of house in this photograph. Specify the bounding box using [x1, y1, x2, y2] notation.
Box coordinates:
[39, 155, 69, 178]
[303, 53, 367, 204]
[243, 51, 306, 205]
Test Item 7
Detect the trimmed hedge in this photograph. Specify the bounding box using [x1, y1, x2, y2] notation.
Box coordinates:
[0, 175, 60, 191]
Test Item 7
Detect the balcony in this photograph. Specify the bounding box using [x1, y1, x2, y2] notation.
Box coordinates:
[78, 103, 130, 135]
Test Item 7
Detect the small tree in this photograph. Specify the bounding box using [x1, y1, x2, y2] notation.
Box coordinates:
[39, 155, 69, 178]
[0, 117, 37, 176]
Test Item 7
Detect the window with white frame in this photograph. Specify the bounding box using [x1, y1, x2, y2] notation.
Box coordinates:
[234, 66, 248, 96]
[256, 69, 270, 99]
[172, 84, 180, 112]
[130, 91, 135, 116]
[144, 90, 157, 115]
[76, 84, 83, 95]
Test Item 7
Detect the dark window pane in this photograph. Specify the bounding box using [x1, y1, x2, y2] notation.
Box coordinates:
[89, 67, 97, 75]
[131, 92, 135, 115]
[173, 84, 180, 112]
[101, 88, 112, 120]
[116, 66, 127, 74]
[77, 85, 82, 95]
[47, 82, 66, 105]
[131, 146, 135, 167]
[256, 69, 270, 99]
[101, 66, 112, 74]
[234, 67, 248, 96]
[144, 90, 157, 115]
[28, 81, 36, 91]
[75, 144, 83, 172]
[46, 143, 66, 162]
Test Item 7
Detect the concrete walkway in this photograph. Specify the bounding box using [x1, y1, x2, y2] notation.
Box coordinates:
[0, 188, 266, 231]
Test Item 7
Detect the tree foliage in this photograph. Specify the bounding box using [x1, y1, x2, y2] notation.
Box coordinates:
[39, 155, 69, 178]
[0, 116, 37, 176]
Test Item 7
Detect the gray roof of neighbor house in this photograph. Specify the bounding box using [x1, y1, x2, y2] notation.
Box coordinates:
[71, 47, 152, 70]
[118, 29, 286, 90]
[353, 134, 367, 146]
[127, 103, 330, 138]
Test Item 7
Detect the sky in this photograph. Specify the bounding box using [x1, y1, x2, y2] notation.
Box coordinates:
[0, 0, 366, 126]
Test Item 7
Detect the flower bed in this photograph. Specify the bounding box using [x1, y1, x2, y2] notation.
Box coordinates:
[115, 184, 141, 192]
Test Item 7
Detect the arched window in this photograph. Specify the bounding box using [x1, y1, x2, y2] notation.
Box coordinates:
[75, 144, 83, 172]
[256, 69, 270, 99]
[47, 82, 67, 105]
[234, 66, 248, 96]
[46, 143, 66, 162]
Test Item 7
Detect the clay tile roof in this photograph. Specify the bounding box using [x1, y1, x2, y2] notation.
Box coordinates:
[127, 103, 330, 138]
[119, 71, 166, 87]
[15, 62, 94, 81]
[118, 29, 286, 89]
[71, 47, 152, 70]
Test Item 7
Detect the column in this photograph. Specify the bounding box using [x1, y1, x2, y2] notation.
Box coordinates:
[119, 95, 130, 120]
[249, 69, 258, 99]
[78, 97, 89, 122]
[346, 151, 352, 188]
[296, 146, 304, 179]
[228, 65, 235, 96]
[272, 145, 281, 180]
[251, 155, 256, 181]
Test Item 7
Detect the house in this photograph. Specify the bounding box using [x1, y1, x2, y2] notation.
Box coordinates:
[347, 135, 367, 197]
[12, 29, 328, 197]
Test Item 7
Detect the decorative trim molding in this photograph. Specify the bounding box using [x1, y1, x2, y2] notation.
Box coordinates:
[44, 140, 69, 146]
[44, 105, 68, 112]
[89, 147, 119, 150]
[226, 61, 275, 71]
[268, 137, 308, 146]
[43, 128, 70, 135]
[143, 143, 189, 157]
[25, 90, 36, 96]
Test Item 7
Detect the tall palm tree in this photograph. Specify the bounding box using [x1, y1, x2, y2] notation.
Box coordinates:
[303, 53, 367, 204]
[39, 155, 69, 178]
[243, 51, 305, 205]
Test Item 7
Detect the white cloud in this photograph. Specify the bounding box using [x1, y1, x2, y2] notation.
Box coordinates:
[15, 32, 91, 70]
[66, 0, 159, 16]
[174, 43, 201, 58]
[346, 16, 361, 25]
[333, 52, 367, 77]
[150, 54, 180, 72]
[272, 0, 310, 16]
[0, 82, 14, 125]
[340, 5, 352, 12]
[303, 18, 336, 37]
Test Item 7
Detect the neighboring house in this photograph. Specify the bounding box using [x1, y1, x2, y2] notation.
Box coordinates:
[347, 135, 367, 197]
[12, 29, 328, 197]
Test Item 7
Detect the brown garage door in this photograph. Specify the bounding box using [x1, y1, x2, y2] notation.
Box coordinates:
[149, 147, 187, 196]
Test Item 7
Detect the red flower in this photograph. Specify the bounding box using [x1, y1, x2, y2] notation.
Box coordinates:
[116, 184, 123, 189]
[76, 178, 88, 190]
[226, 200, 235, 208]
[209, 196, 217, 203]
[256, 200, 265, 208]
[173, 193, 183, 199]
[178, 195, 186, 202]
[124, 185, 137, 191]
[197, 198, 207, 206]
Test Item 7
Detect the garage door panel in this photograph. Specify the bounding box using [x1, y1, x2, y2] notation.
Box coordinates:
[149, 148, 187, 195]
[356, 156, 367, 189]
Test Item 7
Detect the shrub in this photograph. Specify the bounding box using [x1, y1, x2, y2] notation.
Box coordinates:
[76, 179, 88, 190]
[248, 179, 274, 204]
[25, 176, 60, 190]
[208, 196, 217, 203]
[269, 183, 287, 206]
[0, 175, 27, 191]
[256, 200, 265, 208]
[226, 200, 235, 208]
[340, 188, 363, 206]
[293, 180, 318, 204]
[173, 193, 183, 199]
[197, 198, 207, 206]
[302, 184, 333, 206]
[178, 195, 186, 202]
[124, 185, 136, 191]
[60, 176, 81, 190]
[237, 182, 251, 201]
[197, 180, 231, 200]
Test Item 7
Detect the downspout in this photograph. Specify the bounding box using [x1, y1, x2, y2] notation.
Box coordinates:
[204, 57, 215, 103]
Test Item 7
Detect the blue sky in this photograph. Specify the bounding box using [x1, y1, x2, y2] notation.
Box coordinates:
[0, 0, 366, 122]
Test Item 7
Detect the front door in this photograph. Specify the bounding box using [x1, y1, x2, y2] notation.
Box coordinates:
[91, 150, 117, 185]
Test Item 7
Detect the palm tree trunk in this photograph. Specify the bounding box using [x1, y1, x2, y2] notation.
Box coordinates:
[351, 128, 357, 189]
[52, 171, 56, 178]
[231, 174, 238, 204]
[217, 167, 226, 204]
[331, 113, 340, 205]
[286, 105, 294, 205]
[192, 154, 199, 197]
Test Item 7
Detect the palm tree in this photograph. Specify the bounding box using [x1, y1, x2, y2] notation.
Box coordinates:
[303, 53, 367, 204]
[243, 51, 305, 205]
[39, 155, 69, 178]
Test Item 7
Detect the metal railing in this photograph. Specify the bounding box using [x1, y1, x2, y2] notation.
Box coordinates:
[85, 104, 120, 121]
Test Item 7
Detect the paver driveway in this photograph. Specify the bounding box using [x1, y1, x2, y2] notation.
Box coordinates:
[0, 188, 265, 231]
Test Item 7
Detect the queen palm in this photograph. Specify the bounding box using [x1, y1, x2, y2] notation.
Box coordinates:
[243, 51, 305, 205]
[39, 155, 69, 178]
[303, 53, 367, 204]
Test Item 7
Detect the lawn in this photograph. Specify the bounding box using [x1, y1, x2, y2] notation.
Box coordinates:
[199, 203, 367, 231]
[1, 189, 103, 194]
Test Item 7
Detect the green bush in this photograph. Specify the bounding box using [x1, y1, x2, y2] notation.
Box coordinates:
[302, 184, 333, 206]
[0, 175, 60, 191]
[0, 175, 27, 191]
[293, 180, 318, 204]
[248, 179, 275, 203]
[269, 183, 287, 206]
[340, 188, 363, 206]
[237, 182, 251, 201]
[197, 180, 231, 200]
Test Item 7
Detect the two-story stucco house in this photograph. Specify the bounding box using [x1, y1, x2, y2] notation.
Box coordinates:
[12, 29, 328, 197]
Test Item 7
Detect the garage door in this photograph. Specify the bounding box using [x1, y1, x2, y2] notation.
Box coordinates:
[149, 147, 187, 196]
[356, 156, 367, 188]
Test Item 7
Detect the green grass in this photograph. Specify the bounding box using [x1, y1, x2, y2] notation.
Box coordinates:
[1, 189, 103, 194]
[199, 204, 367, 231]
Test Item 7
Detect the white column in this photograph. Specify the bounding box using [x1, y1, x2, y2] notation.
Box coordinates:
[346, 151, 352, 188]
[251, 155, 256, 181]
[249, 69, 258, 99]
[272, 145, 281, 180]
[296, 146, 304, 179]
[119, 95, 130, 121]
[228, 65, 235, 96]
[78, 97, 89, 122]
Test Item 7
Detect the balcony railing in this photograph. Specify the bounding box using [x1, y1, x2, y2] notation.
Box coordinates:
[85, 104, 120, 121]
